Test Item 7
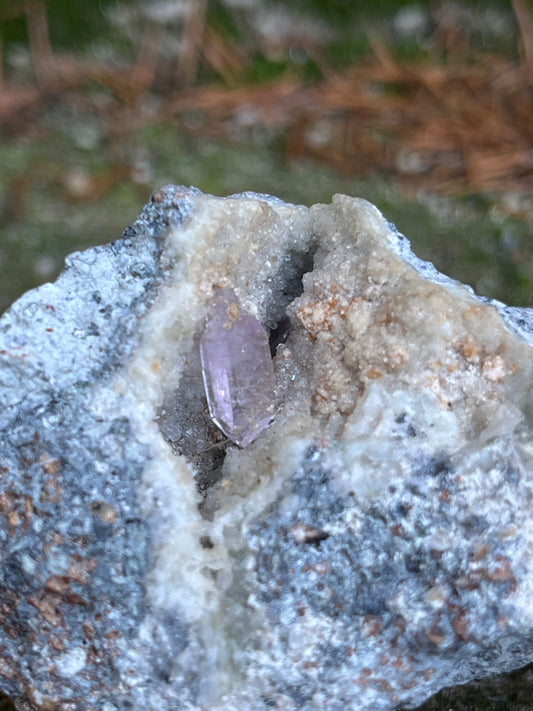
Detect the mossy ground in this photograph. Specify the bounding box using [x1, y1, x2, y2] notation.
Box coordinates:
[1, 0, 532, 315]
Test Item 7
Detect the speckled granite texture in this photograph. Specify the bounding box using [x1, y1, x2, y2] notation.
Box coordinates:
[1, 186, 533, 711]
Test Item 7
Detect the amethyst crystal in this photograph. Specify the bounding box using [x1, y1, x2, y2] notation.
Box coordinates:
[200, 288, 276, 447]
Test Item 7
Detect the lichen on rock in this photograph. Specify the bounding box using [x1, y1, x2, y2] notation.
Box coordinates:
[1, 185, 533, 710]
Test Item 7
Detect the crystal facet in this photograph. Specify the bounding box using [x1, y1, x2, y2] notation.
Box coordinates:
[200, 288, 276, 447]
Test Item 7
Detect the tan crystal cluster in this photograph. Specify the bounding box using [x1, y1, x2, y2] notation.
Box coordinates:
[280, 196, 530, 445]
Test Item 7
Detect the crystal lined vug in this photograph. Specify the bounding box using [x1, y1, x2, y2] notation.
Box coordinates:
[200, 288, 276, 447]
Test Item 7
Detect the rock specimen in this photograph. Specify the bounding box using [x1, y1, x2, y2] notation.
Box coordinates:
[1, 185, 533, 711]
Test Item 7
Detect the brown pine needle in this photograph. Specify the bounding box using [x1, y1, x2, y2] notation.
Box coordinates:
[512, 0, 533, 81]
[25, 0, 56, 88]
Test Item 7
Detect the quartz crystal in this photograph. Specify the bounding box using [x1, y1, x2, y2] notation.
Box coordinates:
[200, 288, 276, 447]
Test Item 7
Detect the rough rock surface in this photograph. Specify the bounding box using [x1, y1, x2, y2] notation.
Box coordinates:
[1, 186, 533, 711]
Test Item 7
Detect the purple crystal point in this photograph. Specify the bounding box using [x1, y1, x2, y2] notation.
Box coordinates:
[200, 288, 276, 447]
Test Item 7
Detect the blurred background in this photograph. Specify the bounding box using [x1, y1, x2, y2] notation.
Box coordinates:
[1, 0, 533, 316]
[1, 0, 533, 708]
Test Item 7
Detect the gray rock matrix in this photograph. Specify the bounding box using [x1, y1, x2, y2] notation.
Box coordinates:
[1, 186, 533, 711]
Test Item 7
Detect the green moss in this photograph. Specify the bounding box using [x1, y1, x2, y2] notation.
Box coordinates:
[0, 0, 127, 52]
[244, 56, 290, 83]
[326, 35, 371, 66]
[207, 0, 242, 42]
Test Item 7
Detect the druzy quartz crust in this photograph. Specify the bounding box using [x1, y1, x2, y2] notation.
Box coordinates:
[200, 287, 276, 447]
